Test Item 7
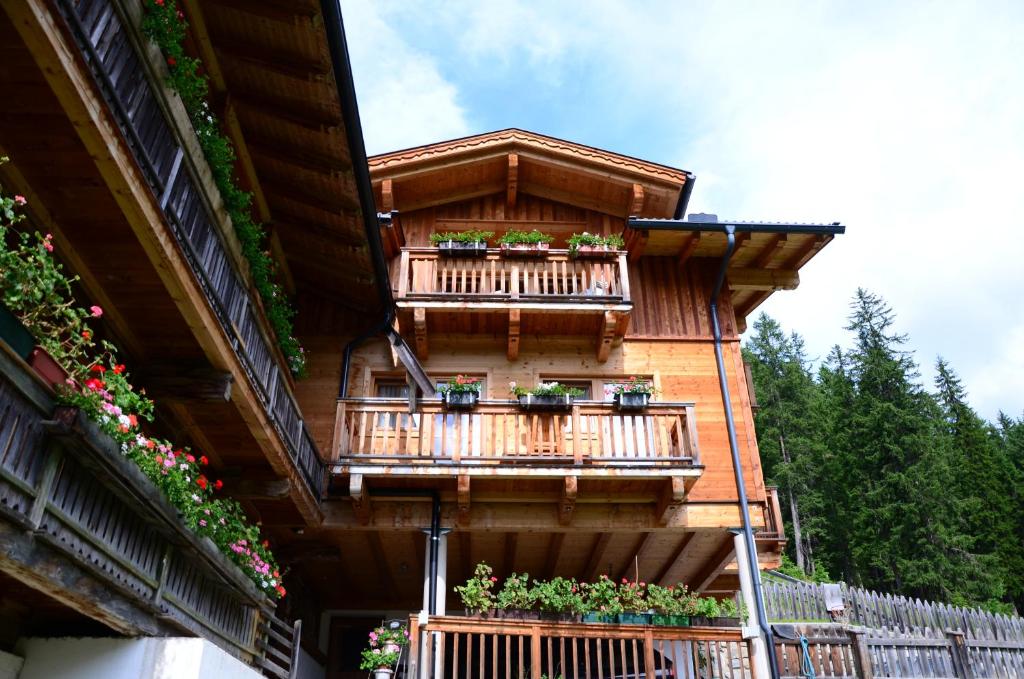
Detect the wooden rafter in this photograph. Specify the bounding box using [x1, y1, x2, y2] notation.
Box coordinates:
[413, 307, 428, 359]
[206, 0, 320, 22]
[139, 366, 233, 403]
[506, 153, 518, 209]
[559, 476, 578, 526]
[231, 91, 341, 131]
[784, 234, 829, 270]
[677, 232, 702, 267]
[655, 532, 697, 586]
[248, 136, 352, 175]
[581, 533, 614, 582]
[617, 532, 656, 582]
[596, 311, 617, 362]
[751, 233, 788, 269]
[732, 232, 751, 255]
[259, 171, 360, 213]
[366, 532, 399, 594]
[213, 37, 329, 80]
[507, 308, 521, 360]
[692, 537, 735, 593]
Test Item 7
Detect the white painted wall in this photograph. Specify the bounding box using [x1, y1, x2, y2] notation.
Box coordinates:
[16, 637, 263, 679]
[0, 649, 23, 679]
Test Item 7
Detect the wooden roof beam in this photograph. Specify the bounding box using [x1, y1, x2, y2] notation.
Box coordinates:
[751, 233, 788, 269]
[629, 183, 645, 216]
[248, 135, 353, 175]
[259, 172, 360, 213]
[205, 0, 320, 21]
[380, 178, 395, 213]
[139, 366, 233, 403]
[213, 38, 330, 80]
[581, 533, 614, 582]
[677, 232, 702, 267]
[784, 234, 829, 270]
[618, 532, 656, 582]
[655, 532, 697, 586]
[727, 268, 799, 291]
[503, 533, 519, 578]
[628, 228, 649, 263]
[692, 537, 735, 593]
[231, 91, 342, 131]
[506, 153, 518, 210]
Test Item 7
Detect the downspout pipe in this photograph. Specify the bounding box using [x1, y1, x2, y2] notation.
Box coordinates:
[367, 489, 443, 614]
[672, 171, 696, 220]
[710, 225, 780, 679]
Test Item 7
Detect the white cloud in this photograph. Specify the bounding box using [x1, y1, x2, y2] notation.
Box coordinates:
[341, 0, 471, 154]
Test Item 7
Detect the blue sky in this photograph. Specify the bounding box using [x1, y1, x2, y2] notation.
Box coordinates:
[342, 1, 1024, 420]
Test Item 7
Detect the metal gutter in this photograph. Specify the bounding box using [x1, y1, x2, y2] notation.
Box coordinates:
[629, 217, 845, 236]
[710, 225, 780, 679]
[320, 0, 434, 398]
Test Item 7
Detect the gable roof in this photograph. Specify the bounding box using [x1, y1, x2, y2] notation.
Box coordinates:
[368, 128, 692, 218]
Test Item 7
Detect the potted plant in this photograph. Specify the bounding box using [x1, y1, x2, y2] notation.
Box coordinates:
[617, 579, 651, 624]
[495, 572, 537, 619]
[582, 575, 622, 623]
[612, 377, 656, 411]
[532, 576, 587, 622]
[438, 374, 482, 410]
[510, 382, 584, 411]
[567, 232, 625, 258]
[359, 624, 409, 679]
[455, 562, 497, 616]
[648, 584, 690, 627]
[429, 230, 493, 257]
[498, 229, 554, 257]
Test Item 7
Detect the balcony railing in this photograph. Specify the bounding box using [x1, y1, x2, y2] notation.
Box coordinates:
[56, 0, 322, 498]
[332, 399, 700, 469]
[396, 248, 631, 306]
[0, 345, 282, 666]
[758, 486, 786, 540]
[407, 615, 750, 679]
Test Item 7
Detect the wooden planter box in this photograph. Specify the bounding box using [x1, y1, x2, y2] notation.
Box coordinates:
[0, 303, 35, 360]
[500, 242, 550, 257]
[516, 394, 574, 411]
[30, 347, 68, 388]
[436, 241, 488, 258]
[570, 244, 616, 259]
[442, 390, 480, 410]
[613, 392, 651, 411]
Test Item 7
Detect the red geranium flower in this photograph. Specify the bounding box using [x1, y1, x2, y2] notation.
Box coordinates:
[167, 56, 176, 67]
[90, 365, 105, 374]
[275, 585, 286, 597]
[213, 479, 223, 490]
[128, 414, 138, 427]
[199, 455, 209, 466]
[84, 378, 104, 391]
[113, 364, 125, 374]
[196, 476, 208, 490]
[185, 454, 195, 463]
[81, 330, 91, 340]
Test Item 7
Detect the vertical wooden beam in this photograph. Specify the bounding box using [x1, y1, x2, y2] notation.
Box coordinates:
[413, 307, 428, 360]
[559, 476, 577, 526]
[628, 183, 645, 216]
[507, 308, 521, 360]
[457, 474, 471, 526]
[381, 178, 395, 213]
[349, 474, 370, 525]
[506, 153, 519, 210]
[655, 477, 687, 526]
[596, 311, 616, 362]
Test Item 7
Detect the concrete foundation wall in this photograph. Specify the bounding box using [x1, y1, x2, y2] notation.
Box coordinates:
[0, 649, 23, 679]
[16, 637, 262, 679]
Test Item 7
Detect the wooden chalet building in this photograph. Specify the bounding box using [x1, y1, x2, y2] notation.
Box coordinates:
[0, 1, 843, 678]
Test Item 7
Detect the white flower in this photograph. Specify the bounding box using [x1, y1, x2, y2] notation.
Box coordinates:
[191, 493, 200, 502]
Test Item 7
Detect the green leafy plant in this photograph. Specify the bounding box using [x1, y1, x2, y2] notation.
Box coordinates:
[498, 229, 555, 246]
[612, 376, 657, 396]
[141, 0, 305, 376]
[585, 575, 624, 616]
[617, 579, 649, 614]
[429, 230, 494, 245]
[496, 572, 535, 611]
[437, 375, 483, 395]
[359, 624, 409, 671]
[455, 562, 498, 615]
[567, 232, 625, 254]
[0, 167, 283, 598]
[532, 577, 588, 615]
[646, 584, 681, 615]
[509, 381, 585, 398]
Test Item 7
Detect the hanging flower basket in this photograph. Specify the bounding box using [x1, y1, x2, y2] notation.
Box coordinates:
[613, 392, 650, 411]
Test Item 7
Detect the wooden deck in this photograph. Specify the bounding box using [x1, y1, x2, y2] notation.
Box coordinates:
[407, 614, 750, 679]
[330, 399, 702, 479]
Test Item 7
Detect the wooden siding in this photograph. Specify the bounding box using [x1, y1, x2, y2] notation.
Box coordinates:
[627, 257, 738, 339]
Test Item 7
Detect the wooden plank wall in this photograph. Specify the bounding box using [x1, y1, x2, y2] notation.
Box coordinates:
[628, 257, 738, 339]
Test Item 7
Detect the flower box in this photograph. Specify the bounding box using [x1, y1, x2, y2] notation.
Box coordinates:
[500, 242, 550, 257]
[613, 392, 650, 411]
[30, 347, 68, 388]
[516, 394, 574, 411]
[0, 303, 34, 360]
[582, 613, 617, 624]
[571, 244, 616, 259]
[443, 390, 479, 410]
[617, 613, 652, 625]
[690, 616, 741, 628]
[436, 240, 488, 258]
[652, 614, 691, 627]
[494, 609, 541, 621]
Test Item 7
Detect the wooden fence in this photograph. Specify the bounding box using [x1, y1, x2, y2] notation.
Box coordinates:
[55, 0, 323, 499]
[408, 615, 751, 679]
[334, 398, 700, 466]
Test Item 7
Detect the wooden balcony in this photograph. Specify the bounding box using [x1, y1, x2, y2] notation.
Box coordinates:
[407, 614, 750, 679]
[54, 0, 323, 499]
[330, 398, 702, 481]
[394, 248, 632, 361]
[0, 345, 284, 667]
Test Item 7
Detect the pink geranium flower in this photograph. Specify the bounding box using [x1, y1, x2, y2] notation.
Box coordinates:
[90, 305, 103, 317]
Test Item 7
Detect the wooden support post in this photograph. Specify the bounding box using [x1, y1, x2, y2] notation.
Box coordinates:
[457, 474, 471, 526]
[507, 308, 521, 361]
[596, 311, 616, 362]
[506, 153, 519, 210]
[531, 626, 542, 679]
[656, 477, 687, 526]
[350, 474, 370, 525]
[946, 630, 973, 679]
[571, 405, 583, 464]
[397, 249, 411, 299]
[413, 307, 428, 360]
[617, 252, 631, 303]
[848, 628, 873, 679]
[331, 401, 346, 462]
[559, 476, 577, 526]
